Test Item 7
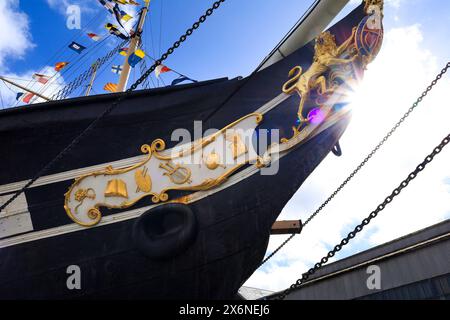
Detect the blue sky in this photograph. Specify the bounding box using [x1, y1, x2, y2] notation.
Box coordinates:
[0, 0, 449, 293]
[1, 0, 449, 103]
[1, 0, 322, 103]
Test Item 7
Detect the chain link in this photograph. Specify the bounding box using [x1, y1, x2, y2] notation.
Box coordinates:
[259, 61, 450, 267]
[0, 0, 226, 213]
[272, 132, 450, 300]
[260, 233, 296, 266]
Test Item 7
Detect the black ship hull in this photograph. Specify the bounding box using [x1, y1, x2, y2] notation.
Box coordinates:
[0, 3, 375, 299]
[0, 114, 348, 299]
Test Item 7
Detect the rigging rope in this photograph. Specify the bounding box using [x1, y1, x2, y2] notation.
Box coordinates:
[83, 49, 120, 95]
[0, 0, 227, 213]
[38, 34, 115, 99]
[51, 39, 129, 100]
[272, 131, 450, 300]
[0, 83, 4, 109]
[259, 61, 450, 267]
[13, 10, 106, 107]
[140, 56, 153, 89]
[158, 0, 164, 58]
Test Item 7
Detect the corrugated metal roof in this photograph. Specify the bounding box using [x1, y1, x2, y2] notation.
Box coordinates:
[267, 219, 450, 300]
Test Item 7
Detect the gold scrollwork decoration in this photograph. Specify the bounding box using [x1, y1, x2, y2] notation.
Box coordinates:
[135, 166, 152, 193]
[64, 143, 153, 227]
[282, 28, 357, 131]
[159, 161, 192, 185]
[225, 132, 248, 160]
[65, 113, 264, 227]
[104, 179, 129, 198]
[204, 151, 225, 170]
[150, 113, 263, 160]
[74, 188, 96, 213]
[87, 207, 101, 220]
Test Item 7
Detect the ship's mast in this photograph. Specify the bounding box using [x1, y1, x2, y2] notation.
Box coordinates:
[116, 0, 151, 92]
[0, 76, 51, 101]
[85, 61, 99, 96]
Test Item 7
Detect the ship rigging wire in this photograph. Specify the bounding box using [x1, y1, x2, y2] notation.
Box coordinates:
[0, 83, 4, 109]
[38, 35, 116, 99]
[0, 0, 227, 213]
[158, 0, 164, 59]
[51, 39, 129, 100]
[0, 2, 448, 300]
[271, 131, 450, 300]
[12, 10, 106, 107]
[259, 61, 450, 267]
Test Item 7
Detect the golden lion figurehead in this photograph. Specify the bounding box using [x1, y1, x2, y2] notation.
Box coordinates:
[314, 31, 337, 60]
[364, 0, 384, 14]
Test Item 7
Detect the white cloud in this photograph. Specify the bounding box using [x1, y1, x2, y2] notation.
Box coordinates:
[46, 0, 71, 11]
[46, 0, 95, 14]
[49, 0, 140, 33]
[0, 1, 65, 109]
[0, 0, 35, 109]
[245, 24, 450, 292]
[0, 0, 34, 70]
[1, 66, 66, 108]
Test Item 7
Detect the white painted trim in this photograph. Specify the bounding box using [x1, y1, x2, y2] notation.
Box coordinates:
[0, 93, 349, 248]
[0, 155, 146, 195]
[0, 94, 289, 196]
[0, 193, 33, 238]
[0, 164, 260, 248]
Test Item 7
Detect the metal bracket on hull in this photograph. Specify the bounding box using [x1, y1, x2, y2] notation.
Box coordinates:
[271, 220, 303, 235]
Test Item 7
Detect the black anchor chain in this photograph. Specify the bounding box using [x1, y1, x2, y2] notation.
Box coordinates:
[273, 132, 450, 300]
[0, 0, 226, 213]
[259, 61, 450, 267]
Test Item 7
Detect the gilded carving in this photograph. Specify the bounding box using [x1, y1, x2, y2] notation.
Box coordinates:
[64, 113, 263, 227]
[104, 179, 129, 198]
[159, 161, 192, 185]
[135, 166, 152, 193]
[74, 188, 95, 213]
[225, 132, 248, 160]
[204, 151, 224, 170]
[364, 0, 383, 13]
[280, 0, 383, 142]
[282, 29, 357, 128]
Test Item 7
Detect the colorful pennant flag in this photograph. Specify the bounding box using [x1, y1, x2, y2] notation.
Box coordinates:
[87, 33, 101, 41]
[55, 62, 69, 72]
[32, 73, 50, 84]
[104, 83, 118, 92]
[171, 75, 197, 86]
[111, 65, 123, 75]
[98, 0, 116, 15]
[118, 47, 128, 56]
[16, 92, 35, 104]
[128, 49, 145, 67]
[98, 1, 131, 28]
[105, 23, 129, 40]
[68, 41, 86, 54]
[155, 64, 171, 78]
[120, 11, 133, 22]
[113, 0, 139, 5]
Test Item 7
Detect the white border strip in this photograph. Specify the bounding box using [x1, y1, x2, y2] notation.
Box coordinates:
[0, 93, 289, 196]
[0, 93, 349, 249]
[0, 163, 260, 248]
